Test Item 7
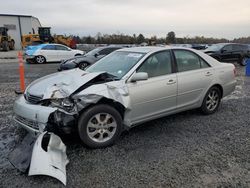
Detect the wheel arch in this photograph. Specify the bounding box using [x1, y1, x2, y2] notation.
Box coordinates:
[78, 97, 126, 120]
[97, 98, 126, 119]
[210, 84, 223, 98]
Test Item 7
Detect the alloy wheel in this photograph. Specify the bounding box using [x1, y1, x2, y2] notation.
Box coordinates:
[86, 113, 117, 143]
[36, 56, 45, 63]
[206, 90, 219, 111]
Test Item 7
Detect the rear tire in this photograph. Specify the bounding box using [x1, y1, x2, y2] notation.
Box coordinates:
[200, 86, 221, 115]
[78, 104, 123, 148]
[35, 55, 46, 64]
[239, 56, 248, 66]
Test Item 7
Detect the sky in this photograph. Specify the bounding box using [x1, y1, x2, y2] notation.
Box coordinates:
[1, 0, 250, 39]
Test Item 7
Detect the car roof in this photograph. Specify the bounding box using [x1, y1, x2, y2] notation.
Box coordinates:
[37, 43, 69, 48]
[96, 46, 122, 50]
[116, 46, 221, 67]
[36, 44, 48, 47]
[44, 43, 67, 46]
[117, 46, 172, 53]
[213, 43, 248, 46]
[116, 46, 206, 54]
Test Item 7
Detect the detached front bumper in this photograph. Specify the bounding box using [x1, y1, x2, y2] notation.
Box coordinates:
[13, 95, 57, 134]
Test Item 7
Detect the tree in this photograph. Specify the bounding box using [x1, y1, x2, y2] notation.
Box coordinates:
[137, 34, 145, 44]
[166, 31, 176, 44]
[95, 32, 102, 44]
[85, 35, 94, 44]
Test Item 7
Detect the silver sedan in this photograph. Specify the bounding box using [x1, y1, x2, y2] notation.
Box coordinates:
[13, 46, 236, 148]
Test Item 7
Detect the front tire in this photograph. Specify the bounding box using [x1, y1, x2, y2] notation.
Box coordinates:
[78, 62, 89, 70]
[35, 55, 46, 64]
[201, 86, 221, 115]
[78, 104, 123, 148]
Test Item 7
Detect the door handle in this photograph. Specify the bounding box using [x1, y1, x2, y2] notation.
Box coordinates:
[205, 72, 213, 76]
[167, 79, 176, 85]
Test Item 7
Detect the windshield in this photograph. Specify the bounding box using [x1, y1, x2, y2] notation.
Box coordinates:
[85, 48, 101, 56]
[206, 44, 225, 51]
[86, 51, 145, 79]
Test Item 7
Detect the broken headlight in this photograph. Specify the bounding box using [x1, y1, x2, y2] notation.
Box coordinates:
[50, 98, 75, 112]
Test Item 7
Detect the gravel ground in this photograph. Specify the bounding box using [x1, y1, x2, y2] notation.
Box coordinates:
[0, 59, 250, 188]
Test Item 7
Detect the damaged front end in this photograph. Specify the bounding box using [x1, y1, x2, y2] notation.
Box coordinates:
[13, 71, 127, 135]
[12, 70, 131, 184]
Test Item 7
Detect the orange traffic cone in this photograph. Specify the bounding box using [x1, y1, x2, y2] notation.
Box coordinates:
[16, 51, 26, 94]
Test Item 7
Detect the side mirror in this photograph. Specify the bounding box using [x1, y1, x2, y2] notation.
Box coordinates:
[94, 53, 99, 58]
[131, 72, 148, 82]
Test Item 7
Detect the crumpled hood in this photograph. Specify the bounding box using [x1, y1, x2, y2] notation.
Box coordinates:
[26, 69, 105, 99]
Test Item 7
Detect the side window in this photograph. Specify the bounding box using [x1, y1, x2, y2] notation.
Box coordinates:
[56, 45, 69, 51]
[200, 58, 210, 68]
[107, 48, 120, 54]
[233, 44, 248, 51]
[222, 45, 232, 51]
[174, 50, 209, 72]
[137, 51, 172, 78]
[42, 45, 55, 50]
[242, 45, 248, 50]
[99, 48, 111, 55]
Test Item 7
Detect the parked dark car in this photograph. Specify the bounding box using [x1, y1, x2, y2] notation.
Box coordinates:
[58, 46, 122, 71]
[204, 43, 250, 66]
[191, 44, 206, 50]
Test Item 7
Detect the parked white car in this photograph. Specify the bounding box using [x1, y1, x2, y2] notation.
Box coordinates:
[25, 44, 84, 63]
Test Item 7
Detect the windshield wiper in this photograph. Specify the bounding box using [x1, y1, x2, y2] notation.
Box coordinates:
[105, 73, 120, 81]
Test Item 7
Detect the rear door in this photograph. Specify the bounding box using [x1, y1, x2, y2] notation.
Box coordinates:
[231, 44, 243, 61]
[173, 49, 214, 109]
[127, 50, 177, 123]
[55, 45, 73, 61]
[232, 44, 249, 60]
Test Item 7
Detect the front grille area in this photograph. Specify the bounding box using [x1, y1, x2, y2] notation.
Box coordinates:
[15, 115, 39, 130]
[25, 93, 43, 104]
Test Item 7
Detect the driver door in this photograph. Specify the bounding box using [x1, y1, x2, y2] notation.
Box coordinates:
[220, 44, 233, 62]
[127, 50, 177, 124]
[40, 44, 57, 62]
